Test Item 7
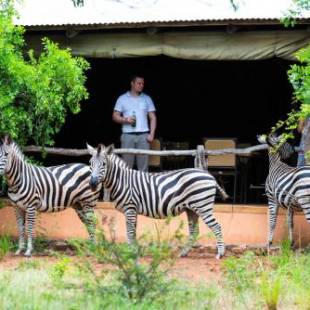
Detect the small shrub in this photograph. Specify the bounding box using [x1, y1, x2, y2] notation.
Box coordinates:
[223, 251, 257, 292]
[49, 257, 71, 287]
[71, 216, 179, 303]
[0, 235, 12, 260]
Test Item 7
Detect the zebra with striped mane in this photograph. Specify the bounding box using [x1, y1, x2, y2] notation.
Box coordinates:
[258, 133, 310, 248]
[87, 143, 228, 259]
[0, 135, 102, 256]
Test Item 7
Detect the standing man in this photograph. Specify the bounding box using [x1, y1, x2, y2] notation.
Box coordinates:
[112, 75, 157, 172]
[297, 116, 310, 166]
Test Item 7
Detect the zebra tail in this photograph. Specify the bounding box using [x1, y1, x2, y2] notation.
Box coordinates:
[216, 183, 229, 201]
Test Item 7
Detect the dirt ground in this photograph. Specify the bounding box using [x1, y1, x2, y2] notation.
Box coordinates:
[0, 249, 224, 284]
[169, 255, 223, 283]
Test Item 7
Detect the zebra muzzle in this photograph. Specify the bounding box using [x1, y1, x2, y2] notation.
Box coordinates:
[89, 176, 99, 191]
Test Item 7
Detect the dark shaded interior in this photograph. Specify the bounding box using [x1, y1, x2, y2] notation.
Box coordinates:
[55, 56, 294, 147]
[41, 56, 297, 203]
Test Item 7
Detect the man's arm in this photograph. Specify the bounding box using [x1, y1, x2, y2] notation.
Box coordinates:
[112, 111, 134, 125]
[298, 118, 305, 133]
[147, 111, 157, 143]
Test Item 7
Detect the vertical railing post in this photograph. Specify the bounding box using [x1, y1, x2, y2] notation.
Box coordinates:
[194, 145, 207, 170]
[103, 188, 110, 202]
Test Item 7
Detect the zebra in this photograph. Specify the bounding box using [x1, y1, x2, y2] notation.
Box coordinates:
[258, 133, 310, 248]
[87, 143, 228, 259]
[0, 135, 102, 257]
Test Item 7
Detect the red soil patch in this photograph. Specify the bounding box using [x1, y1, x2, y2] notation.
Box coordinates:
[0, 252, 224, 284]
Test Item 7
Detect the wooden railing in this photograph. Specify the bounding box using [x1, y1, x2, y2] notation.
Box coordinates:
[24, 144, 268, 157]
[24, 144, 269, 169]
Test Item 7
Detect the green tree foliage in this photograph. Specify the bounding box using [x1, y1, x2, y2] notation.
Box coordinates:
[289, 47, 310, 112]
[0, 1, 89, 146]
[272, 1, 310, 139]
[72, 0, 84, 7]
[282, 0, 310, 27]
[272, 45, 310, 140]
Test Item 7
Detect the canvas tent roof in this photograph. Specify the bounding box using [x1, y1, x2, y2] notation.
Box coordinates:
[25, 30, 310, 61]
[16, 1, 310, 61]
[14, 0, 310, 28]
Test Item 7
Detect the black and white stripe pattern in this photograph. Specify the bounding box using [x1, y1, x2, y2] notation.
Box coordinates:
[87, 143, 228, 259]
[258, 133, 310, 247]
[0, 135, 102, 256]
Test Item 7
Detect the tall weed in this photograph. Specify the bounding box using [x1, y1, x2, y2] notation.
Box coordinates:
[0, 235, 12, 260]
[260, 272, 281, 310]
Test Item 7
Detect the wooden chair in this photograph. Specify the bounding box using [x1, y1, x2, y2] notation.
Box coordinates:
[237, 142, 252, 204]
[204, 138, 238, 203]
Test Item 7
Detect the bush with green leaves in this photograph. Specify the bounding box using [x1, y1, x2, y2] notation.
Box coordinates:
[271, 1, 310, 142]
[281, 0, 310, 27]
[69, 216, 182, 304]
[272, 43, 310, 143]
[50, 257, 72, 287]
[0, 1, 89, 146]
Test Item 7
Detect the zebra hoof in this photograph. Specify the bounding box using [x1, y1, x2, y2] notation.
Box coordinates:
[216, 248, 225, 259]
[216, 253, 224, 260]
[192, 243, 202, 249]
[24, 250, 32, 257]
[178, 247, 191, 257]
[14, 249, 24, 256]
[266, 243, 272, 252]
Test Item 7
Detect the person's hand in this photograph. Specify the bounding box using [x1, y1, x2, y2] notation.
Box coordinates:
[125, 116, 135, 125]
[147, 133, 154, 143]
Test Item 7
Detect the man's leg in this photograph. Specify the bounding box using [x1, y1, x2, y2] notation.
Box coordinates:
[297, 151, 305, 167]
[136, 133, 150, 172]
[121, 133, 135, 169]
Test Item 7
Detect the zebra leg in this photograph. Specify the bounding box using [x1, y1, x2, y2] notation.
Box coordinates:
[299, 201, 310, 241]
[124, 208, 137, 245]
[179, 209, 199, 257]
[197, 208, 225, 259]
[24, 207, 36, 257]
[74, 207, 96, 243]
[14, 207, 26, 255]
[287, 208, 294, 247]
[267, 200, 279, 249]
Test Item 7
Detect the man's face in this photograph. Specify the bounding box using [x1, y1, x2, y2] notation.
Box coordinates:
[131, 77, 144, 93]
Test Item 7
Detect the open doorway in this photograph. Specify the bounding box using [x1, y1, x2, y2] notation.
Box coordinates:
[56, 56, 293, 146]
[51, 56, 295, 203]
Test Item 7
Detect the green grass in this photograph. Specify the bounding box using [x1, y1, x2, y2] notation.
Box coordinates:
[0, 239, 310, 309]
[222, 242, 310, 309]
[0, 260, 219, 310]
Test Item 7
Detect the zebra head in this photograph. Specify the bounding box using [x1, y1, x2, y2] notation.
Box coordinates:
[0, 134, 12, 175]
[87, 143, 114, 190]
[257, 133, 295, 160]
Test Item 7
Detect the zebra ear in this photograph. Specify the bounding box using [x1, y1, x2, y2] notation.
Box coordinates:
[105, 144, 115, 155]
[2, 134, 12, 145]
[97, 143, 105, 154]
[86, 143, 96, 156]
[257, 134, 267, 144]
